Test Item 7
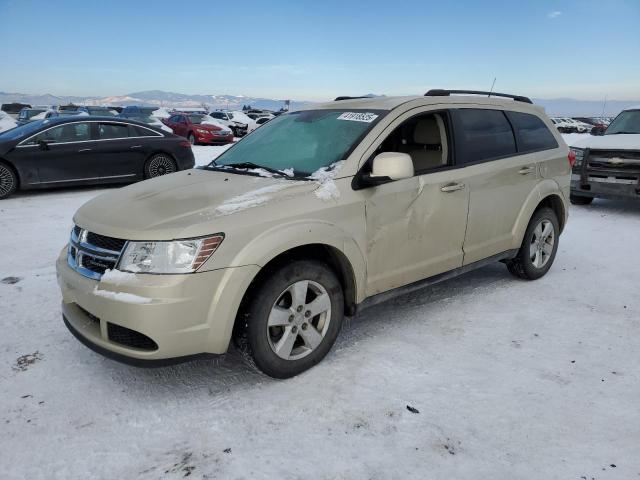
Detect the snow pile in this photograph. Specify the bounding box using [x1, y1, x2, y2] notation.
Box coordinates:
[0, 111, 17, 132]
[92, 287, 152, 304]
[214, 183, 294, 216]
[309, 160, 345, 201]
[151, 108, 171, 119]
[100, 269, 137, 284]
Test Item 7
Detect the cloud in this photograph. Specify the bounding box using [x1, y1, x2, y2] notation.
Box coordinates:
[548, 11, 562, 19]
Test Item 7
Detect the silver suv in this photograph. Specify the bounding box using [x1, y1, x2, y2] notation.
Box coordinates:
[57, 89, 571, 378]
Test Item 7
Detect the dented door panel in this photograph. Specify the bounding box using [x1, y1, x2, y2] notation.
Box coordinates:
[363, 170, 469, 296]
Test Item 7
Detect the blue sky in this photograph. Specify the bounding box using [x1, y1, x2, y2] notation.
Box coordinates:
[0, 0, 638, 101]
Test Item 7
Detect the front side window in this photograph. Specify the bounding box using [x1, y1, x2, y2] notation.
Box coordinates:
[213, 109, 386, 175]
[506, 111, 558, 152]
[606, 109, 640, 134]
[32, 122, 91, 144]
[452, 109, 516, 164]
[98, 123, 129, 139]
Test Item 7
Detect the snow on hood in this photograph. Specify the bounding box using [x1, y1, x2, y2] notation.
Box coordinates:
[0, 112, 17, 133]
[214, 182, 302, 216]
[570, 133, 640, 150]
[201, 116, 229, 130]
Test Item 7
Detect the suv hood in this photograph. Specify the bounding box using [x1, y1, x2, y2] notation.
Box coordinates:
[73, 169, 318, 241]
[571, 133, 640, 150]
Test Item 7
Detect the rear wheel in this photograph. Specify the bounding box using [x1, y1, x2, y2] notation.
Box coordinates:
[238, 260, 344, 378]
[507, 207, 559, 280]
[144, 154, 177, 179]
[188, 133, 196, 145]
[0, 163, 18, 200]
[570, 194, 593, 205]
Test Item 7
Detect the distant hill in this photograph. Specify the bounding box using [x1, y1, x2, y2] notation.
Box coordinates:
[0, 90, 314, 112]
[0, 90, 637, 116]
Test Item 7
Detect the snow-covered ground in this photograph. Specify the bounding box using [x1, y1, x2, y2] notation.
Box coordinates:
[1, 147, 639, 479]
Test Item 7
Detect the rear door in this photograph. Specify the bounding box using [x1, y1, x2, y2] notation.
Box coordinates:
[14, 121, 100, 184]
[93, 121, 152, 179]
[451, 108, 541, 264]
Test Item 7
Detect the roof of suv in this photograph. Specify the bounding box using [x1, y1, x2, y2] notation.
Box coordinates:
[311, 94, 544, 113]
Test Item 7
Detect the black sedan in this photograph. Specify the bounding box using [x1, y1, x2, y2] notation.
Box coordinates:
[0, 116, 195, 199]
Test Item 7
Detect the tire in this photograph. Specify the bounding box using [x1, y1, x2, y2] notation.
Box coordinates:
[239, 260, 344, 379]
[144, 153, 177, 179]
[188, 133, 196, 145]
[506, 207, 560, 280]
[0, 162, 18, 200]
[570, 194, 593, 205]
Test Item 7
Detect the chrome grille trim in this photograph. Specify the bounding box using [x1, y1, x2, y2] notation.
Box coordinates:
[67, 226, 127, 280]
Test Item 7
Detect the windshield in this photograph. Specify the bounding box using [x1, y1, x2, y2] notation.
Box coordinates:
[188, 114, 205, 124]
[606, 110, 640, 134]
[213, 109, 385, 176]
[0, 119, 45, 140]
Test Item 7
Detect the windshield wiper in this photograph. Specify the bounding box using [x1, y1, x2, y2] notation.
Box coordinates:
[223, 162, 309, 178]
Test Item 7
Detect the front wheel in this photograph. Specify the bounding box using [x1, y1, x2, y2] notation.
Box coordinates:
[188, 133, 196, 145]
[144, 154, 177, 179]
[239, 260, 344, 378]
[570, 194, 593, 205]
[0, 163, 18, 200]
[506, 207, 560, 280]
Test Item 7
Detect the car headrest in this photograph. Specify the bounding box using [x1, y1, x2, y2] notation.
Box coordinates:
[413, 116, 441, 145]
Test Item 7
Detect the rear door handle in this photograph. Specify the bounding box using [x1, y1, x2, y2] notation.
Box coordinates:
[518, 166, 535, 175]
[130, 145, 142, 149]
[440, 182, 465, 192]
[78, 148, 92, 152]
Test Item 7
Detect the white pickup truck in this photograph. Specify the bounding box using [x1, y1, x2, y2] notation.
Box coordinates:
[568, 106, 640, 204]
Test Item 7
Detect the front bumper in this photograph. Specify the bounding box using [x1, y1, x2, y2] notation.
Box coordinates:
[196, 132, 234, 144]
[56, 249, 259, 363]
[571, 174, 640, 201]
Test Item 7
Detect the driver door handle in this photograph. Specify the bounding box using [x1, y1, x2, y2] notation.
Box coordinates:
[440, 182, 465, 193]
[78, 148, 92, 152]
[130, 145, 142, 149]
[518, 166, 535, 175]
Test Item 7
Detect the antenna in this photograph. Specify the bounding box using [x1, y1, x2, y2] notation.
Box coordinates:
[488, 78, 496, 97]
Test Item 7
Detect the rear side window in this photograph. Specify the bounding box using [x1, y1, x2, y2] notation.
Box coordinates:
[131, 125, 160, 137]
[98, 123, 129, 139]
[507, 111, 558, 152]
[452, 109, 516, 164]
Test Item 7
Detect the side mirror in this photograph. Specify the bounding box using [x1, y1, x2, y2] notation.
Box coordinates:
[591, 126, 605, 136]
[371, 152, 414, 180]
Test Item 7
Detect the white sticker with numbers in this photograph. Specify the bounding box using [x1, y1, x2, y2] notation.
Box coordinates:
[337, 112, 379, 123]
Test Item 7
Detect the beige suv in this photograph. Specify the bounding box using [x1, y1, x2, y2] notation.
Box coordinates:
[57, 89, 571, 378]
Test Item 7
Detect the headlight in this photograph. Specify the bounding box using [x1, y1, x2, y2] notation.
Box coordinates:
[118, 235, 224, 274]
[196, 128, 209, 134]
[570, 147, 584, 166]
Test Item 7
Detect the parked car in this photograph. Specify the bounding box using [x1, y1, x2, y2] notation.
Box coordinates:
[162, 113, 233, 145]
[247, 115, 271, 133]
[118, 113, 172, 133]
[58, 103, 79, 112]
[120, 106, 160, 118]
[568, 105, 640, 204]
[1, 103, 31, 118]
[56, 89, 570, 378]
[78, 106, 119, 116]
[208, 111, 248, 136]
[0, 116, 194, 199]
[551, 117, 576, 133]
[16, 108, 47, 125]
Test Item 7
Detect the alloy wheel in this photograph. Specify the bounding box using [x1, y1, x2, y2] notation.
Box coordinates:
[529, 219, 555, 268]
[266, 280, 332, 361]
[0, 165, 15, 197]
[148, 155, 176, 177]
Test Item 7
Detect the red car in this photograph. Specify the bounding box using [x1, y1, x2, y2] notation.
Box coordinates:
[162, 113, 234, 145]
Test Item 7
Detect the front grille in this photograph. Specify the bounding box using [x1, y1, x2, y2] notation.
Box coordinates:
[107, 323, 158, 351]
[67, 226, 128, 280]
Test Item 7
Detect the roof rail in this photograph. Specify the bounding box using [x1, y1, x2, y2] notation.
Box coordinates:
[334, 95, 373, 101]
[424, 89, 533, 104]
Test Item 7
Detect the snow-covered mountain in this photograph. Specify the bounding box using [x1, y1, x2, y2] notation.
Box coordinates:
[0, 90, 314, 111]
[0, 90, 637, 116]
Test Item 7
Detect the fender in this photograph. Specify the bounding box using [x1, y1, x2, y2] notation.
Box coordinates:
[232, 219, 366, 299]
[510, 178, 564, 249]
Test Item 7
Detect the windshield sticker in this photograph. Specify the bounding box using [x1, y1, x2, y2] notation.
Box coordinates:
[337, 112, 379, 123]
